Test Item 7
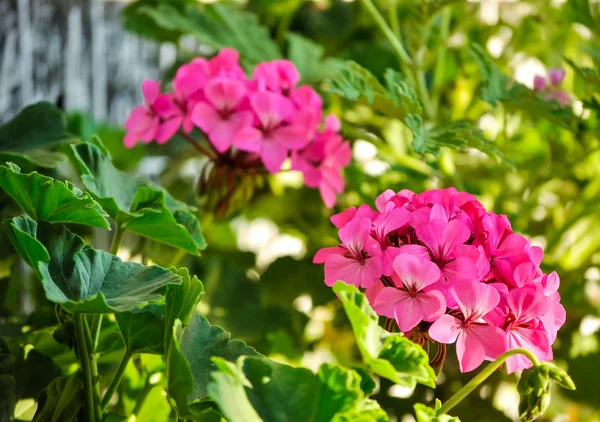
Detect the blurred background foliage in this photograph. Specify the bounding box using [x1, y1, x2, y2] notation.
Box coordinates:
[2, 0, 600, 421]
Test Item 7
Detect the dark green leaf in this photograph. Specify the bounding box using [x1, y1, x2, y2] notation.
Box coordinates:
[333, 282, 436, 389]
[0, 163, 110, 229]
[137, 3, 281, 66]
[115, 305, 166, 355]
[33, 372, 84, 422]
[165, 267, 204, 349]
[208, 356, 390, 422]
[167, 312, 260, 416]
[0, 101, 72, 150]
[70, 139, 206, 255]
[3, 216, 181, 313]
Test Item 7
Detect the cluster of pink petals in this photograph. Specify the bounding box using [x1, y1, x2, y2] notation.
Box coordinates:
[314, 188, 565, 373]
[533, 68, 571, 106]
[123, 48, 351, 207]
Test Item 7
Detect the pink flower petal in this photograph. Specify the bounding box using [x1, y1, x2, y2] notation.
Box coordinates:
[155, 116, 182, 144]
[313, 246, 344, 264]
[142, 79, 160, 104]
[392, 254, 441, 292]
[429, 314, 462, 344]
[204, 77, 247, 111]
[260, 140, 288, 173]
[233, 126, 264, 153]
[269, 124, 310, 150]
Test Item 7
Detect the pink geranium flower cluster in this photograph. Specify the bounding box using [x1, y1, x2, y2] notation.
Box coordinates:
[533, 68, 571, 107]
[123, 48, 351, 207]
[314, 188, 565, 373]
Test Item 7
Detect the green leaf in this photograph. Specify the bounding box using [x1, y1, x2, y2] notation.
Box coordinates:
[327, 61, 422, 119]
[33, 372, 84, 422]
[286, 33, 342, 84]
[566, 57, 600, 94]
[405, 115, 505, 163]
[333, 282, 436, 389]
[332, 399, 390, 422]
[167, 312, 260, 416]
[3, 216, 181, 313]
[70, 139, 206, 255]
[165, 267, 204, 349]
[115, 305, 166, 355]
[469, 44, 578, 131]
[137, 3, 281, 66]
[208, 356, 390, 422]
[0, 339, 16, 422]
[0, 102, 75, 168]
[0, 163, 110, 229]
[414, 403, 460, 422]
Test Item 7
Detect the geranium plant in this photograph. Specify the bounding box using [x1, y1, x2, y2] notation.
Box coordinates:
[3, 0, 600, 420]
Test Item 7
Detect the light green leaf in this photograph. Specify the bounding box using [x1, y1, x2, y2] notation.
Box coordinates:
[137, 3, 281, 66]
[414, 403, 460, 422]
[327, 61, 421, 119]
[208, 356, 390, 422]
[286, 33, 342, 84]
[70, 140, 206, 255]
[0, 163, 110, 229]
[405, 116, 505, 163]
[3, 216, 181, 313]
[469, 44, 578, 131]
[333, 282, 436, 389]
[167, 312, 260, 417]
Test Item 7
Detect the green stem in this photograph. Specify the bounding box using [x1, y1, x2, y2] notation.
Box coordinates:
[84, 317, 103, 421]
[101, 350, 132, 410]
[126, 379, 155, 422]
[110, 225, 126, 256]
[360, 0, 413, 65]
[74, 314, 97, 422]
[90, 315, 103, 350]
[437, 348, 540, 416]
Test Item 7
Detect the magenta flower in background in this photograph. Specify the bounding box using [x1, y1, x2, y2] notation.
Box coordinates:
[314, 187, 566, 373]
[124, 79, 182, 147]
[373, 254, 446, 333]
[123, 48, 352, 208]
[253, 59, 301, 94]
[233, 91, 310, 173]
[533, 67, 571, 106]
[191, 77, 253, 153]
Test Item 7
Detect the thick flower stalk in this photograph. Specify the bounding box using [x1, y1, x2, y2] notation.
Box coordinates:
[314, 188, 566, 373]
[124, 48, 351, 210]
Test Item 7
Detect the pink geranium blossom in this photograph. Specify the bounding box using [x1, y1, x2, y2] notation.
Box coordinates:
[123, 49, 352, 208]
[254, 60, 300, 94]
[429, 280, 506, 372]
[315, 187, 566, 373]
[233, 91, 310, 173]
[191, 77, 253, 153]
[313, 217, 382, 288]
[503, 287, 552, 373]
[373, 254, 446, 333]
[292, 115, 351, 207]
[124, 79, 182, 148]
